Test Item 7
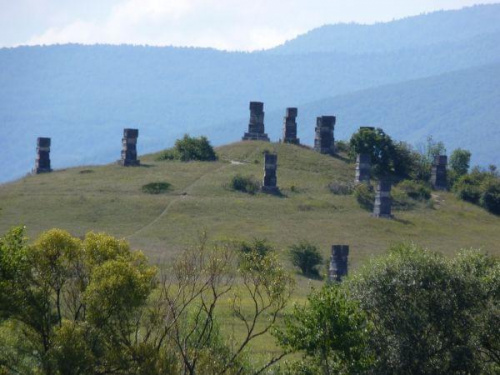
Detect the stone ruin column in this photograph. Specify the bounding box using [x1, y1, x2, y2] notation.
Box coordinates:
[118, 128, 140, 166]
[314, 116, 336, 155]
[34, 137, 52, 174]
[431, 155, 448, 190]
[373, 180, 393, 218]
[355, 154, 371, 184]
[282, 107, 299, 144]
[329, 245, 349, 282]
[242, 101, 270, 141]
[261, 152, 279, 193]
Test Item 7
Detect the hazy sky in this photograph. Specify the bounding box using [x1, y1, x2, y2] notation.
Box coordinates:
[1, 0, 499, 50]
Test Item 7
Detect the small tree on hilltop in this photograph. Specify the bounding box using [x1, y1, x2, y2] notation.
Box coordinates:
[349, 127, 396, 177]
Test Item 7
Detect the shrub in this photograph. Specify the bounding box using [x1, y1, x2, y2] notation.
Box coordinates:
[391, 188, 414, 211]
[158, 134, 217, 161]
[480, 179, 500, 215]
[229, 174, 259, 194]
[141, 182, 171, 194]
[454, 174, 483, 204]
[288, 241, 323, 277]
[334, 140, 350, 153]
[354, 184, 375, 210]
[397, 180, 431, 201]
[328, 181, 354, 195]
[238, 238, 274, 258]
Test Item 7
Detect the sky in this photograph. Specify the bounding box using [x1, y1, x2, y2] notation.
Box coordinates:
[1, 0, 499, 51]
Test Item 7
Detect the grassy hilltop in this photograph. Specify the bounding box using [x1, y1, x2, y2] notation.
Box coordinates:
[0, 141, 499, 276]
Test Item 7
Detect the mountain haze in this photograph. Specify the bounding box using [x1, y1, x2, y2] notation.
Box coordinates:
[1, 4, 500, 183]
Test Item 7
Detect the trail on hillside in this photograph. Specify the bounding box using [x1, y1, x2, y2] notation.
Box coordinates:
[126, 162, 235, 239]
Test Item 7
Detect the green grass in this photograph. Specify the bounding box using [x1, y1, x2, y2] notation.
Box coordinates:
[1, 140, 499, 287]
[1, 140, 499, 354]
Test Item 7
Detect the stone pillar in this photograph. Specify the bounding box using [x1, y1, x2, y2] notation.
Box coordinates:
[373, 180, 393, 218]
[314, 116, 335, 155]
[355, 153, 371, 184]
[282, 107, 299, 144]
[118, 128, 140, 166]
[261, 152, 278, 193]
[34, 137, 52, 174]
[242, 101, 270, 141]
[431, 155, 448, 190]
[329, 245, 349, 282]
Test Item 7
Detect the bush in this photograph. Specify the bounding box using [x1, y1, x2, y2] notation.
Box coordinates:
[229, 174, 259, 194]
[238, 238, 274, 258]
[454, 174, 483, 204]
[328, 181, 354, 195]
[141, 182, 171, 194]
[354, 184, 375, 210]
[334, 140, 350, 153]
[480, 179, 500, 215]
[397, 180, 431, 201]
[158, 134, 217, 161]
[288, 241, 323, 277]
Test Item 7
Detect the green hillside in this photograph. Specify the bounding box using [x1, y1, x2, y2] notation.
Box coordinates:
[1, 141, 498, 280]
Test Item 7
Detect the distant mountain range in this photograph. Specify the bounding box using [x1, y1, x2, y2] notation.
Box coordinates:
[1, 4, 500, 183]
[270, 4, 500, 55]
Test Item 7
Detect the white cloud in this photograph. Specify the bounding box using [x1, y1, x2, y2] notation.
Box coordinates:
[23, 0, 500, 51]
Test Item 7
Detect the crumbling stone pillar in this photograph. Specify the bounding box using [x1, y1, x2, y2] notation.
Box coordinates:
[355, 153, 371, 184]
[34, 137, 52, 174]
[373, 180, 393, 218]
[261, 152, 278, 193]
[329, 245, 349, 282]
[242, 101, 270, 141]
[314, 116, 335, 155]
[282, 107, 299, 144]
[118, 128, 140, 166]
[431, 155, 448, 190]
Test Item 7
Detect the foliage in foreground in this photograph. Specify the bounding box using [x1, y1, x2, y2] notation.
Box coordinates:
[276, 243, 499, 375]
[0, 228, 294, 375]
[158, 134, 218, 162]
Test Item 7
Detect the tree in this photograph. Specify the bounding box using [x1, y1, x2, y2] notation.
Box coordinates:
[349, 127, 396, 177]
[413, 136, 447, 182]
[449, 148, 471, 177]
[348, 243, 499, 374]
[0, 228, 158, 375]
[158, 134, 217, 161]
[275, 285, 372, 375]
[288, 241, 323, 277]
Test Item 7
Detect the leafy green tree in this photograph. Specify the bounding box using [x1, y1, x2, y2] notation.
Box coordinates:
[158, 134, 217, 161]
[0, 228, 157, 375]
[275, 285, 372, 375]
[288, 241, 323, 277]
[349, 127, 396, 177]
[449, 148, 471, 177]
[348, 243, 499, 374]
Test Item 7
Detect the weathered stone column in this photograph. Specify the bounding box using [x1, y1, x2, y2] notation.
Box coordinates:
[373, 180, 393, 218]
[314, 116, 335, 155]
[329, 245, 349, 282]
[261, 152, 278, 193]
[431, 155, 448, 190]
[118, 128, 140, 166]
[34, 137, 52, 174]
[282, 107, 299, 144]
[355, 153, 371, 184]
[242, 101, 270, 141]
